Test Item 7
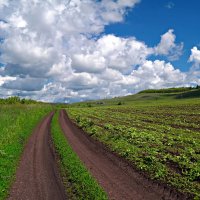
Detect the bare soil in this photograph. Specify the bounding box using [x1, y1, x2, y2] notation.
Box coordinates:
[8, 112, 66, 200]
[59, 109, 190, 200]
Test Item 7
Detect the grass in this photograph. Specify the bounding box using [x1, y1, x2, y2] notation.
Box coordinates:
[51, 111, 108, 200]
[67, 93, 200, 199]
[0, 104, 52, 200]
[68, 88, 200, 108]
[139, 87, 196, 94]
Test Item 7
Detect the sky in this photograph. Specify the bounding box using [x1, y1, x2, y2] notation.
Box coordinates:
[0, 0, 200, 102]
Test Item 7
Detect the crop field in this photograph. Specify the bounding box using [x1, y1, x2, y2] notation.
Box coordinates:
[67, 98, 200, 198]
[0, 105, 52, 200]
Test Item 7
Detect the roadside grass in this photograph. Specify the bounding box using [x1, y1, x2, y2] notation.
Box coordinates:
[0, 105, 52, 200]
[67, 97, 200, 199]
[51, 111, 108, 200]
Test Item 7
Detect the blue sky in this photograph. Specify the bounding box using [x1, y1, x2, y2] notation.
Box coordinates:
[0, 0, 199, 102]
[105, 0, 200, 72]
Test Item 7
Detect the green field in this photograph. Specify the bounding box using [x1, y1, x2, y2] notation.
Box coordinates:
[67, 91, 200, 198]
[1, 89, 200, 199]
[0, 105, 52, 200]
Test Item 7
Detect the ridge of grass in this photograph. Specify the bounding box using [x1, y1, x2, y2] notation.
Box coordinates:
[51, 111, 108, 200]
[139, 87, 195, 94]
[0, 105, 52, 200]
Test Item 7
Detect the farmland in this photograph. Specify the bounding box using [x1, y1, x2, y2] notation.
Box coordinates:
[67, 94, 200, 198]
[0, 105, 52, 200]
[0, 89, 200, 199]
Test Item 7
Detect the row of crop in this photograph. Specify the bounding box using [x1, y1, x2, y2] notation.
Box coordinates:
[68, 107, 199, 141]
[67, 106, 200, 198]
[109, 105, 199, 131]
[96, 106, 200, 131]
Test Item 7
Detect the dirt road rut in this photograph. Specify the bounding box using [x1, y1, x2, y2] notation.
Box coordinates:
[8, 112, 66, 200]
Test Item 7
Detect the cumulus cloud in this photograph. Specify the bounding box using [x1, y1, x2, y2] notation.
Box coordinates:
[154, 29, 183, 61]
[2, 77, 46, 91]
[100, 0, 140, 23]
[189, 46, 200, 66]
[187, 47, 200, 85]
[72, 53, 106, 73]
[0, 75, 16, 86]
[0, 0, 198, 102]
[0, 0, 9, 9]
[130, 60, 186, 89]
[97, 34, 152, 72]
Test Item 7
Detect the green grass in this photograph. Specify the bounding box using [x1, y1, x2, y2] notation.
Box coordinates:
[67, 95, 200, 199]
[139, 87, 196, 94]
[176, 89, 200, 99]
[0, 104, 52, 200]
[51, 111, 108, 200]
[68, 88, 200, 108]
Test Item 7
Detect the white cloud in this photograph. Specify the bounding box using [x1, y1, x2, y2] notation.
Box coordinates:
[2, 77, 46, 91]
[154, 29, 183, 61]
[189, 46, 200, 66]
[9, 15, 27, 28]
[0, 0, 199, 102]
[1, 34, 58, 77]
[100, 0, 140, 23]
[0, 0, 9, 9]
[130, 60, 186, 89]
[187, 47, 200, 85]
[0, 75, 16, 86]
[0, 20, 9, 29]
[72, 52, 106, 73]
[97, 34, 152, 72]
[165, 2, 175, 9]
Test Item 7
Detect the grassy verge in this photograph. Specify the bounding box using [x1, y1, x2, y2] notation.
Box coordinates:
[51, 111, 108, 200]
[0, 105, 52, 200]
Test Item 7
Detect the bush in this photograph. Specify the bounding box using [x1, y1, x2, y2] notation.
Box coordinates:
[117, 101, 122, 105]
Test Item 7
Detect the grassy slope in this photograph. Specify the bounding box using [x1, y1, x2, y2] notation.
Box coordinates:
[69, 88, 200, 108]
[0, 105, 52, 200]
[139, 87, 195, 94]
[66, 90, 200, 199]
[51, 111, 108, 200]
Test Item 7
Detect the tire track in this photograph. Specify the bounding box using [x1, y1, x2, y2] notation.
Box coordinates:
[59, 109, 188, 200]
[8, 112, 66, 200]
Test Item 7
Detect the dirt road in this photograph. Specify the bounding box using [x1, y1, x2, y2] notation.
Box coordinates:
[7, 110, 187, 200]
[8, 112, 66, 200]
[59, 109, 186, 200]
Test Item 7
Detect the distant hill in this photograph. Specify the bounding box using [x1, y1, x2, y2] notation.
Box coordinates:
[139, 87, 194, 94]
[138, 87, 200, 99]
[69, 86, 200, 107]
[176, 88, 200, 99]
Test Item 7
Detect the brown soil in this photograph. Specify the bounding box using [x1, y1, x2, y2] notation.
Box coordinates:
[59, 109, 190, 200]
[8, 112, 66, 200]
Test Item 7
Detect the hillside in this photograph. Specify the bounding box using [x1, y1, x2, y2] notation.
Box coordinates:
[70, 87, 200, 107]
